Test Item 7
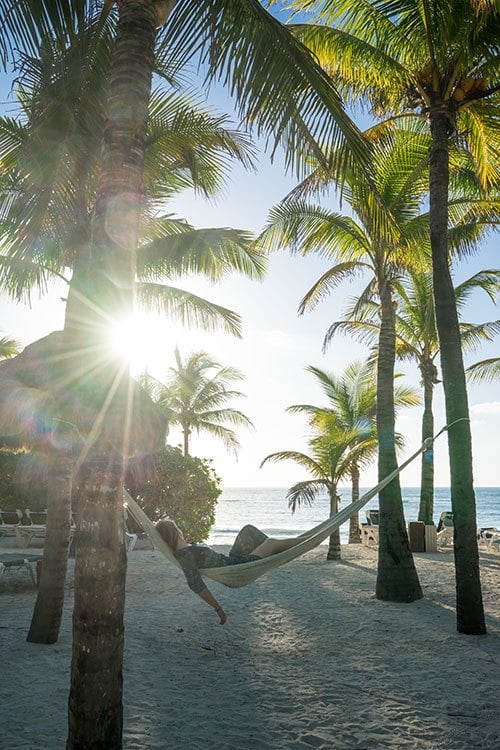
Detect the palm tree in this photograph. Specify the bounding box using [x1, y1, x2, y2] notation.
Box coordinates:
[332, 269, 500, 524]
[292, 361, 419, 542]
[0, 6, 264, 656]
[259, 133, 429, 601]
[0, 2, 371, 746]
[0, 335, 20, 359]
[262, 416, 367, 559]
[282, 0, 498, 634]
[143, 348, 253, 456]
[0, 13, 264, 333]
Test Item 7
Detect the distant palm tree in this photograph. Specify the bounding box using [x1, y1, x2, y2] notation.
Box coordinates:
[144, 348, 253, 456]
[262, 417, 365, 560]
[0, 334, 20, 359]
[290, 362, 419, 542]
[332, 269, 500, 524]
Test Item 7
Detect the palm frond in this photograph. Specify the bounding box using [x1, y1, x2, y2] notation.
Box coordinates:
[136, 283, 242, 337]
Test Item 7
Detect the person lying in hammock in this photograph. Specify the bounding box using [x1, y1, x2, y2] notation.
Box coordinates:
[155, 519, 307, 625]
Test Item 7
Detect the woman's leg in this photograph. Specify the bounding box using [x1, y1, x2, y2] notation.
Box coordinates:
[230, 525, 268, 558]
[250, 533, 309, 558]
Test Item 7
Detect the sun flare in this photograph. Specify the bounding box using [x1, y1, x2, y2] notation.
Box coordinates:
[109, 313, 170, 375]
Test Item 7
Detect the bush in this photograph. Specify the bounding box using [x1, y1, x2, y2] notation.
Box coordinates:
[0, 449, 48, 511]
[126, 445, 222, 542]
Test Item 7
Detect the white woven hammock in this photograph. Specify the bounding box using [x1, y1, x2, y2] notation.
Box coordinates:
[125, 434, 439, 589]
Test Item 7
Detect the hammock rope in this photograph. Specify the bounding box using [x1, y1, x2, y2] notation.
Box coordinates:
[125, 424, 455, 589]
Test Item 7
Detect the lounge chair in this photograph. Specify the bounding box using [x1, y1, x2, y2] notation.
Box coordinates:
[124, 507, 153, 551]
[360, 508, 379, 547]
[0, 509, 22, 540]
[16, 509, 76, 549]
[15, 509, 48, 548]
[478, 527, 500, 552]
[0, 552, 43, 586]
[436, 511, 454, 547]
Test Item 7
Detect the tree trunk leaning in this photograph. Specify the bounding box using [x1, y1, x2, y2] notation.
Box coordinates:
[27, 421, 74, 644]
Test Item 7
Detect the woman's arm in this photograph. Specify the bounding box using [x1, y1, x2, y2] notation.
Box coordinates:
[197, 587, 227, 624]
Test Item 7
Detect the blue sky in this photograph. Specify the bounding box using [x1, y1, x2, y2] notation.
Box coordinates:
[0, 4, 498, 489]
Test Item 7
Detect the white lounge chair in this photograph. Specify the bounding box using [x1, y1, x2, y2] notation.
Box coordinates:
[478, 527, 500, 552]
[0, 509, 22, 540]
[436, 511, 454, 547]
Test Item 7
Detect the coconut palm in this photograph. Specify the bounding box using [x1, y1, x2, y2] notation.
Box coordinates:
[262, 416, 367, 560]
[0, 14, 264, 334]
[259, 132, 429, 601]
[332, 269, 500, 524]
[280, 0, 499, 634]
[0, 7, 264, 657]
[143, 348, 254, 456]
[291, 361, 419, 542]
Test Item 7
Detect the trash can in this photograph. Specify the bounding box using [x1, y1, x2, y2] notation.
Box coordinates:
[408, 521, 425, 552]
[424, 524, 437, 553]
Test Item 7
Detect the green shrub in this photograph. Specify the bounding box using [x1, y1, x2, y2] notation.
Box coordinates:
[126, 445, 221, 542]
[0, 449, 48, 511]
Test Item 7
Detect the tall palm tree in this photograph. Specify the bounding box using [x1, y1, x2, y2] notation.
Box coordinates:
[281, 0, 498, 634]
[332, 269, 500, 524]
[293, 361, 419, 542]
[143, 348, 253, 456]
[0, 6, 264, 654]
[259, 133, 429, 601]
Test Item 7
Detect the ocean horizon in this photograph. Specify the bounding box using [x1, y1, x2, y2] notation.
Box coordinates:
[207, 486, 500, 545]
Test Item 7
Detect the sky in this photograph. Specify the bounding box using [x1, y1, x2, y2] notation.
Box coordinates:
[0, 4, 498, 490]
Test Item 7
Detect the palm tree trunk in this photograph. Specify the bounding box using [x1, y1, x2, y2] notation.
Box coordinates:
[429, 109, 485, 635]
[327, 486, 341, 559]
[67, 448, 127, 750]
[67, 2, 159, 748]
[418, 370, 434, 524]
[348, 463, 361, 543]
[27, 421, 73, 644]
[183, 424, 190, 456]
[375, 278, 422, 602]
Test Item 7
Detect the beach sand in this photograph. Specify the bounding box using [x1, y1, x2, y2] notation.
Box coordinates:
[1, 543, 499, 750]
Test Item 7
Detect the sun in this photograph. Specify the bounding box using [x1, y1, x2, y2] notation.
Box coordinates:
[108, 313, 170, 375]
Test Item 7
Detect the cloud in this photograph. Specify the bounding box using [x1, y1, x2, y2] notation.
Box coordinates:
[471, 401, 500, 416]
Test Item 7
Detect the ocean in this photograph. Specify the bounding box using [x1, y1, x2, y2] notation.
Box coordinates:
[207, 486, 500, 545]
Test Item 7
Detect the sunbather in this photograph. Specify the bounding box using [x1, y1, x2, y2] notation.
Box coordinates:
[155, 519, 307, 624]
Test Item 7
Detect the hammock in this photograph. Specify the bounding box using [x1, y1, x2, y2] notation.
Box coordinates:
[124, 432, 442, 589]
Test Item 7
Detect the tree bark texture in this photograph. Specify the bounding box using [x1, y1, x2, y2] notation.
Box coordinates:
[348, 464, 361, 543]
[27, 421, 74, 644]
[375, 278, 422, 601]
[67, 452, 127, 750]
[418, 369, 434, 525]
[429, 109, 485, 634]
[327, 488, 341, 559]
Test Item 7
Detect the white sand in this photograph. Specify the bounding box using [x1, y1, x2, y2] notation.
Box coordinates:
[1, 543, 499, 750]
